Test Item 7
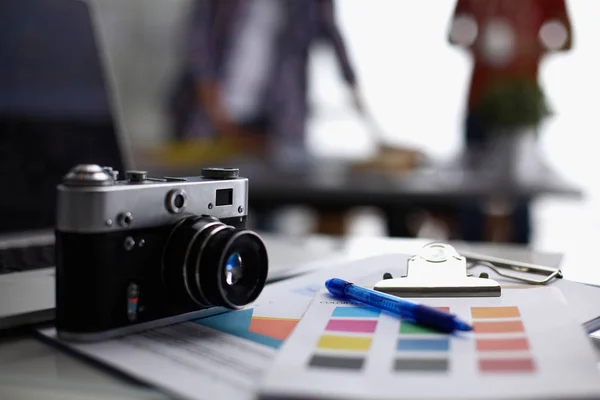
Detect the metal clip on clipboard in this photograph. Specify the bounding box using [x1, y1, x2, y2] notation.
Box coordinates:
[461, 250, 563, 285]
[374, 243, 563, 298]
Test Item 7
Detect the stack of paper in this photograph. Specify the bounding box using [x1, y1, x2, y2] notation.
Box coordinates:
[40, 253, 600, 400]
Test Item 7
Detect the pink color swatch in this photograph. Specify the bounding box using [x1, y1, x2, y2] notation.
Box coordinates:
[325, 319, 378, 333]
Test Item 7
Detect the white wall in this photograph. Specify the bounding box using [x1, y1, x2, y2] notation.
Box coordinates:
[307, 0, 469, 160]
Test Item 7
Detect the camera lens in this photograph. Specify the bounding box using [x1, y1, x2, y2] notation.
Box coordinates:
[162, 216, 268, 309]
[198, 229, 268, 308]
[225, 253, 243, 285]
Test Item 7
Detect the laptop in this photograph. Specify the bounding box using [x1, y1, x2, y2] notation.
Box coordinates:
[0, 0, 133, 330]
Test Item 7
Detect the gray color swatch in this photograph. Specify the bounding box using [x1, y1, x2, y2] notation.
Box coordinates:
[394, 358, 448, 372]
[309, 354, 365, 370]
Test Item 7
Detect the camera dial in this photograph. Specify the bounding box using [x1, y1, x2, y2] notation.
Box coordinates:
[201, 167, 239, 180]
[63, 164, 114, 186]
[161, 215, 268, 309]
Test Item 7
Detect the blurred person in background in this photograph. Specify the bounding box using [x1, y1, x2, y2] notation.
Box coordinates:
[168, 0, 361, 169]
[448, 0, 573, 243]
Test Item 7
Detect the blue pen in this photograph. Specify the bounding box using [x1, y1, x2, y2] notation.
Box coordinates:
[325, 278, 472, 333]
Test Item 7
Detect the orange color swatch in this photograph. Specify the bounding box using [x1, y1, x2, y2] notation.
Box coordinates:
[471, 306, 520, 319]
[249, 317, 299, 341]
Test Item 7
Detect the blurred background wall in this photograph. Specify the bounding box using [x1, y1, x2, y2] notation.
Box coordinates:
[87, 0, 600, 255]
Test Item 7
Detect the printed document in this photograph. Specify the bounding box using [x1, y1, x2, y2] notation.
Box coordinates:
[260, 287, 600, 400]
[40, 254, 409, 400]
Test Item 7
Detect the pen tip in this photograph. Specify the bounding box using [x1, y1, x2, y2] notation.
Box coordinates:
[325, 278, 350, 298]
[455, 320, 473, 332]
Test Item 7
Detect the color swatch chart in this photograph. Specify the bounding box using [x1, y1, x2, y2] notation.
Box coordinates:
[395, 306, 451, 373]
[308, 305, 381, 371]
[308, 305, 456, 374]
[471, 306, 535, 373]
[261, 288, 600, 399]
[307, 305, 536, 374]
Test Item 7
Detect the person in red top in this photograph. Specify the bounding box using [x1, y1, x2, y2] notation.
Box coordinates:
[448, 0, 573, 243]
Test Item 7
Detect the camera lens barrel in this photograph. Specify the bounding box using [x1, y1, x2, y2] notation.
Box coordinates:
[162, 215, 268, 310]
[196, 228, 267, 308]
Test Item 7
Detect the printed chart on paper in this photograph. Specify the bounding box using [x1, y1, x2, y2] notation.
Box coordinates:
[260, 288, 600, 400]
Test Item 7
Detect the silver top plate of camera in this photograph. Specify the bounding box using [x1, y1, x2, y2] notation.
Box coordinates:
[56, 164, 249, 233]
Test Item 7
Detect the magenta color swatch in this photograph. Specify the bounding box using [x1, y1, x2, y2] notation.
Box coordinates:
[325, 319, 378, 333]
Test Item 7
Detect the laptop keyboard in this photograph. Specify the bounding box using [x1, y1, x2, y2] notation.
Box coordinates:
[0, 244, 55, 274]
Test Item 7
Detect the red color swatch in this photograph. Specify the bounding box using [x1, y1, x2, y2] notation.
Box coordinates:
[473, 320, 524, 333]
[476, 338, 529, 352]
[479, 358, 535, 373]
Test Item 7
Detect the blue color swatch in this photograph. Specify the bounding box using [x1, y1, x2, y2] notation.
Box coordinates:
[397, 338, 450, 352]
[332, 306, 381, 318]
[194, 308, 282, 349]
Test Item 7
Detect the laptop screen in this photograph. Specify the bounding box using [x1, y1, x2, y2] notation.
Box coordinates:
[0, 0, 126, 234]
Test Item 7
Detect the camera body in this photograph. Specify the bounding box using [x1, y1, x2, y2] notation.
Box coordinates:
[55, 165, 268, 341]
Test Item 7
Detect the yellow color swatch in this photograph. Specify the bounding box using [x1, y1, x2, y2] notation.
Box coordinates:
[471, 306, 520, 319]
[317, 335, 372, 351]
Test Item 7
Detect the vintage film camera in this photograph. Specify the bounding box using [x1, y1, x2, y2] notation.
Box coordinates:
[55, 165, 268, 341]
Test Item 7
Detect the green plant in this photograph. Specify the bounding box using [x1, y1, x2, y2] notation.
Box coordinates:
[474, 77, 552, 132]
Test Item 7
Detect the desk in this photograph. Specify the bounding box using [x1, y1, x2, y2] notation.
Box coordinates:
[141, 154, 582, 240]
[0, 234, 595, 399]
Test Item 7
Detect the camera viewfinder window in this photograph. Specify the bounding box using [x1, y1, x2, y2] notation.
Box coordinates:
[216, 189, 233, 206]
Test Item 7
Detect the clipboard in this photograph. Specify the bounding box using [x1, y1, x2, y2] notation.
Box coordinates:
[373, 242, 563, 298]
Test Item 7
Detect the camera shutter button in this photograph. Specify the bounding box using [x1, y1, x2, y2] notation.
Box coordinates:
[126, 170, 147, 182]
